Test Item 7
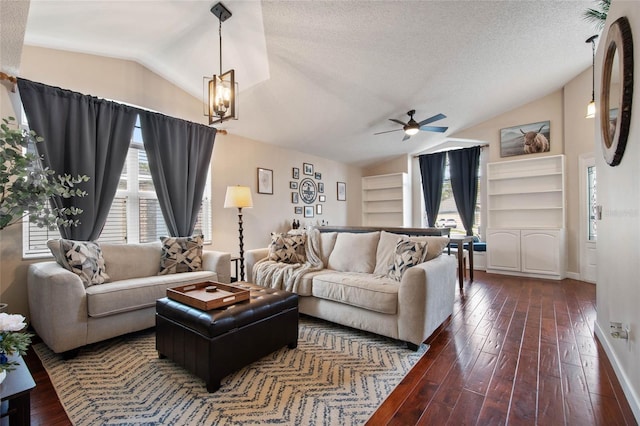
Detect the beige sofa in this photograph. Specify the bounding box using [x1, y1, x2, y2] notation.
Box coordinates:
[245, 228, 457, 349]
[27, 242, 231, 354]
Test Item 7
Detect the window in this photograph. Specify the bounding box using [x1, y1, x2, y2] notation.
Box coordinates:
[23, 117, 212, 257]
[421, 153, 482, 237]
[588, 165, 597, 241]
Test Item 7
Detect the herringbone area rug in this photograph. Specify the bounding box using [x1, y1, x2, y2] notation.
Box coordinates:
[35, 317, 427, 425]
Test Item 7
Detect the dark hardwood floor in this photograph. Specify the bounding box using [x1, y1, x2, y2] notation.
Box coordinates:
[24, 271, 637, 425]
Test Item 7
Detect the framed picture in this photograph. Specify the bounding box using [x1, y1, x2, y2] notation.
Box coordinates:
[500, 120, 550, 157]
[290, 181, 298, 189]
[294, 206, 303, 215]
[303, 163, 314, 176]
[304, 205, 314, 218]
[316, 204, 322, 215]
[315, 172, 322, 180]
[319, 195, 326, 202]
[257, 167, 273, 194]
[337, 182, 346, 201]
[318, 182, 324, 193]
[292, 167, 299, 179]
[292, 192, 299, 204]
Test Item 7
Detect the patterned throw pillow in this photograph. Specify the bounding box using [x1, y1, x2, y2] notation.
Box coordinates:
[388, 239, 427, 282]
[57, 239, 110, 287]
[268, 233, 307, 264]
[159, 235, 204, 275]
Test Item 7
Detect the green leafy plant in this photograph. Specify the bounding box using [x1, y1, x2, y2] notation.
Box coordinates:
[0, 313, 33, 372]
[583, 0, 610, 30]
[0, 116, 89, 231]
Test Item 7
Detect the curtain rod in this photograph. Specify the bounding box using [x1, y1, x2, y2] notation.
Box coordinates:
[0, 72, 17, 92]
[412, 143, 490, 158]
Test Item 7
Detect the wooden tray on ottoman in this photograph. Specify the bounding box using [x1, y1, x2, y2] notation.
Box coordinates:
[167, 281, 250, 311]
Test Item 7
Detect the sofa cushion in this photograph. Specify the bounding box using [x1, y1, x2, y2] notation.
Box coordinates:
[319, 232, 338, 266]
[311, 272, 399, 314]
[388, 239, 427, 281]
[268, 233, 307, 264]
[86, 270, 217, 318]
[159, 235, 204, 275]
[51, 239, 110, 287]
[100, 242, 163, 282]
[295, 269, 335, 296]
[327, 232, 380, 273]
[409, 236, 450, 261]
[373, 231, 404, 275]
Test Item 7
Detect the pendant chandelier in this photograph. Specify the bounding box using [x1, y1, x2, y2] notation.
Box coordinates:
[585, 34, 598, 119]
[205, 2, 238, 125]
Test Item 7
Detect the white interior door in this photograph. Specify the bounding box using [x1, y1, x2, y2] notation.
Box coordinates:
[579, 153, 597, 283]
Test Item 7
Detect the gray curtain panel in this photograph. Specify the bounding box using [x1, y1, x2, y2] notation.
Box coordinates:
[418, 152, 446, 227]
[17, 78, 137, 240]
[138, 111, 216, 237]
[448, 146, 481, 236]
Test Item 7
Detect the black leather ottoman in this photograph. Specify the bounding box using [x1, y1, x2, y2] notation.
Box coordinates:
[156, 282, 299, 392]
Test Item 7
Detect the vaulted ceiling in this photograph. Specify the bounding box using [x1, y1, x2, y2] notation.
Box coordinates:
[7, 1, 598, 166]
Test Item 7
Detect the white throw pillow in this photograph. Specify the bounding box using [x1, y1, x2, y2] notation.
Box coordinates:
[373, 231, 406, 275]
[319, 232, 338, 266]
[327, 232, 380, 273]
[409, 236, 450, 261]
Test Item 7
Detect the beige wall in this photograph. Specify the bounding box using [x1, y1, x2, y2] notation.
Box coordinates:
[594, 1, 640, 419]
[362, 154, 409, 176]
[0, 46, 362, 316]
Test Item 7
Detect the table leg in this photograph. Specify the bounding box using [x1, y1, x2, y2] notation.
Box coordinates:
[457, 248, 464, 290]
[468, 244, 474, 282]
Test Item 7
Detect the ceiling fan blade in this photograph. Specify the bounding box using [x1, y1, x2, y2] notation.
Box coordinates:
[418, 113, 446, 127]
[420, 125, 448, 133]
[389, 118, 407, 126]
[373, 129, 403, 135]
[402, 134, 411, 142]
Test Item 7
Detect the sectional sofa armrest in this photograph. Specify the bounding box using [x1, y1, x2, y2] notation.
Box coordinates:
[203, 250, 231, 284]
[397, 254, 457, 346]
[245, 248, 270, 282]
[27, 261, 89, 353]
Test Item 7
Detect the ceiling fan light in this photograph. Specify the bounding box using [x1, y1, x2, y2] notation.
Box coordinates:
[405, 126, 420, 136]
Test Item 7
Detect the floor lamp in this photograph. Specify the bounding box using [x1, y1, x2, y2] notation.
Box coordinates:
[224, 186, 253, 281]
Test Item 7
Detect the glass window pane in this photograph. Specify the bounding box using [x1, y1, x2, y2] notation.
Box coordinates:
[588, 165, 597, 241]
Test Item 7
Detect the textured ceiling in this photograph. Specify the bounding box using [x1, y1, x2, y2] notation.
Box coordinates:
[17, 0, 597, 166]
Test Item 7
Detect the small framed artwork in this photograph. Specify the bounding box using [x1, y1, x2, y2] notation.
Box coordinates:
[304, 205, 314, 218]
[318, 182, 324, 193]
[303, 163, 314, 176]
[294, 206, 303, 215]
[337, 182, 346, 201]
[292, 192, 299, 204]
[257, 167, 273, 194]
[499, 120, 550, 158]
[290, 181, 298, 189]
[315, 172, 322, 180]
[292, 167, 299, 179]
[319, 195, 326, 202]
[316, 204, 323, 215]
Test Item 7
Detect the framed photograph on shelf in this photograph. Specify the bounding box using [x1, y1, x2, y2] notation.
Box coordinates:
[315, 172, 322, 180]
[292, 192, 299, 204]
[337, 182, 346, 201]
[294, 206, 303, 215]
[257, 168, 273, 194]
[316, 204, 322, 215]
[292, 167, 299, 179]
[303, 163, 314, 176]
[290, 181, 298, 189]
[304, 205, 314, 218]
[319, 195, 326, 202]
[318, 182, 324, 193]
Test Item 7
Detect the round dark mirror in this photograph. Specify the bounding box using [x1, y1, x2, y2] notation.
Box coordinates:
[600, 17, 634, 166]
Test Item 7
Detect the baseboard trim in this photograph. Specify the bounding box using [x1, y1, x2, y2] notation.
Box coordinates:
[594, 322, 640, 422]
[565, 271, 581, 280]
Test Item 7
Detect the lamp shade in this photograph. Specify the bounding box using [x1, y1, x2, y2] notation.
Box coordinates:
[224, 186, 253, 208]
[586, 100, 596, 119]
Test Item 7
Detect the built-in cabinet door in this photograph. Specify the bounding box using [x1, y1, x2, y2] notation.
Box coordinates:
[521, 230, 561, 275]
[486, 229, 521, 271]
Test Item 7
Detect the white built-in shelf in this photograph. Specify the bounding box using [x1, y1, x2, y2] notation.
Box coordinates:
[362, 173, 410, 227]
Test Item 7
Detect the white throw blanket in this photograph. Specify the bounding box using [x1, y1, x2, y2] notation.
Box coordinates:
[252, 228, 324, 293]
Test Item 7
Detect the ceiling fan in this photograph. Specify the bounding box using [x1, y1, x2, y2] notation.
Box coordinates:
[374, 110, 448, 141]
